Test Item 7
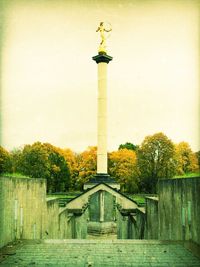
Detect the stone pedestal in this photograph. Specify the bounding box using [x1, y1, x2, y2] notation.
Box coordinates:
[84, 174, 120, 190]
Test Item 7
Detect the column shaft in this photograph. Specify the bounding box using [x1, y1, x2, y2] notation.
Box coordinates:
[97, 62, 107, 174]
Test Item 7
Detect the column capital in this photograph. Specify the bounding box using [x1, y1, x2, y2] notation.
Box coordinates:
[92, 53, 113, 64]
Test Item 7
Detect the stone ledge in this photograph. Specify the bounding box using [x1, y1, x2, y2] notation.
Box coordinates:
[146, 196, 159, 201]
[42, 239, 186, 244]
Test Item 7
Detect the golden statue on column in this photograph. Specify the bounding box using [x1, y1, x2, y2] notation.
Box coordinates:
[96, 22, 112, 54]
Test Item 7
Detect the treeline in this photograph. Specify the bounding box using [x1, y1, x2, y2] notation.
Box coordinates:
[0, 132, 199, 193]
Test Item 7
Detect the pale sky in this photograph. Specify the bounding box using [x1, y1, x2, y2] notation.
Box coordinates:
[0, 0, 199, 152]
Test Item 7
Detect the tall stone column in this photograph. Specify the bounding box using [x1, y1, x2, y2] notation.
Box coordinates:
[83, 52, 120, 189]
[92, 54, 112, 175]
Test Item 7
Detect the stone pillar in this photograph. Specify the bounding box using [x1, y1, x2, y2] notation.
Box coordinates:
[100, 191, 104, 222]
[92, 54, 112, 175]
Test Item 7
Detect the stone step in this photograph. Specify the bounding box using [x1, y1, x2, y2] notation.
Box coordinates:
[1, 239, 200, 267]
[87, 234, 117, 240]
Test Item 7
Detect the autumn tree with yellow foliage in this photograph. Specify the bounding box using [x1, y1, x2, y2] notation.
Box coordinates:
[196, 151, 200, 170]
[175, 142, 198, 175]
[57, 148, 79, 189]
[108, 149, 139, 193]
[3, 131, 199, 193]
[75, 146, 97, 189]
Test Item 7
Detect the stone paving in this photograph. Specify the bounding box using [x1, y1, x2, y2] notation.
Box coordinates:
[0, 239, 200, 267]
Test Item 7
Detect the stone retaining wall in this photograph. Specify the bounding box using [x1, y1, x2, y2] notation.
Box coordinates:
[0, 176, 91, 248]
[116, 209, 129, 239]
[0, 177, 83, 247]
[0, 177, 46, 248]
[134, 208, 146, 239]
[45, 199, 60, 239]
[145, 197, 159, 239]
[1, 176, 199, 246]
[158, 177, 200, 245]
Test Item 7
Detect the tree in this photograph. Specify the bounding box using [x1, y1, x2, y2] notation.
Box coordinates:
[108, 149, 139, 193]
[0, 146, 12, 174]
[44, 143, 70, 192]
[76, 146, 97, 189]
[57, 148, 79, 189]
[16, 142, 70, 192]
[175, 142, 199, 175]
[118, 142, 137, 151]
[137, 132, 176, 193]
[196, 151, 200, 171]
[17, 142, 50, 178]
[10, 148, 24, 173]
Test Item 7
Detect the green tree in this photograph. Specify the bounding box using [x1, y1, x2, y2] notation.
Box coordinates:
[118, 142, 137, 151]
[137, 132, 176, 193]
[108, 149, 139, 193]
[16, 142, 70, 192]
[18, 142, 50, 178]
[0, 146, 12, 174]
[10, 148, 23, 173]
[44, 143, 70, 192]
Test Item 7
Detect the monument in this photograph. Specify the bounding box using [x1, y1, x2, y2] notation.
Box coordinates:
[84, 22, 119, 190]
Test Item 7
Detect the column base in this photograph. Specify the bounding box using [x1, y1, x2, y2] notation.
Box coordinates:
[83, 173, 120, 190]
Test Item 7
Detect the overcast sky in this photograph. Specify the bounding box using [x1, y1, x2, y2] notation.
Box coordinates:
[0, 0, 199, 152]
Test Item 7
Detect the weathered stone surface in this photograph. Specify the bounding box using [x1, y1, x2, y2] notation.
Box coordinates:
[63, 183, 138, 212]
[1, 239, 200, 266]
[1, 175, 199, 251]
[0, 177, 46, 248]
[0, 177, 88, 246]
[0, 177, 140, 247]
[146, 197, 159, 239]
[89, 191, 101, 222]
[134, 208, 147, 239]
[158, 177, 200, 245]
[88, 222, 117, 235]
[84, 173, 120, 190]
[46, 199, 60, 238]
[116, 208, 129, 239]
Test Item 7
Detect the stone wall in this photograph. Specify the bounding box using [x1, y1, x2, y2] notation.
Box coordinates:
[0, 176, 46, 248]
[2, 176, 198, 245]
[127, 178, 199, 243]
[158, 177, 200, 245]
[127, 214, 136, 239]
[87, 190, 117, 235]
[89, 191, 115, 222]
[73, 209, 88, 239]
[134, 208, 146, 239]
[116, 207, 147, 239]
[0, 176, 89, 247]
[89, 191, 100, 221]
[116, 209, 129, 239]
[45, 199, 60, 239]
[145, 197, 158, 239]
[59, 210, 73, 238]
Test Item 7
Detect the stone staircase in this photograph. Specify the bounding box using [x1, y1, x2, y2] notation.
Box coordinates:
[0, 239, 200, 267]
